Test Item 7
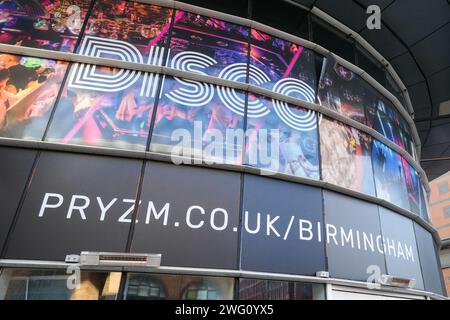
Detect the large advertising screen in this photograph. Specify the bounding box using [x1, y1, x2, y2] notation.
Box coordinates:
[81, 0, 173, 59]
[168, 10, 249, 79]
[366, 98, 414, 155]
[0, 53, 68, 140]
[131, 162, 241, 269]
[0, 147, 37, 254]
[318, 54, 373, 124]
[372, 140, 409, 210]
[5, 151, 142, 261]
[245, 94, 319, 179]
[249, 29, 316, 103]
[320, 117, 375, 195]
[150, 76, 245, 164]
[0, 0, 92, 52]
[45, 64, 157, 150]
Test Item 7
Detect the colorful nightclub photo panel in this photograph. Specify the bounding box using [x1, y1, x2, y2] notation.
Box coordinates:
[401, 157, 426, 216]
[0, 53, 68, 140]
[245, 94, 320, 180]
[372, 140, 409, 210]
[0, 0, 92, 52]
[167, 10, 249, 79]
[81, 0, 173, 61]
[150, 76, 245, 164]
[318, 54, 376, 125]
[249, 30, 317, 103]
[320, 117, 375, 195]
[45, 64, 157, 150]
[366, 98, 414, 156]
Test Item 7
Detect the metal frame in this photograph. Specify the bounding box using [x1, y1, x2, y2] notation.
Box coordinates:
[0, 259, 447, 300]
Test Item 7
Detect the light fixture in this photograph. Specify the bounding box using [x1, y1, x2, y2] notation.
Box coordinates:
[316, 271, 330, 278]
[79, 252, 162, 268]
[380, 274, 416, 288]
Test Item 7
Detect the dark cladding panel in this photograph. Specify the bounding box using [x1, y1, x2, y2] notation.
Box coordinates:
[324, 190, 386, 281]
[379, 207, 424, 290]
[413, 223, 445, 295]
[240, 174, 325, 275]
[6, 152, 142, 261]
[0, 147, 37, 254]
[131, 162, 241, 269]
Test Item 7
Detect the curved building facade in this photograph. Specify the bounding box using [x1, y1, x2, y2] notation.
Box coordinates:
[0, 0, 446, 300]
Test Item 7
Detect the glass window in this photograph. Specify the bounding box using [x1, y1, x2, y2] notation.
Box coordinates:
[45, 65, 157, 150]
[318, 53, 374, 125]
[356, 46, 386, 87]
[312, 19, 355, 64]
[150, 76, 245, 164]
[238, 279, 324, 300]
[167, 11, 249, 80]
[372, 140, 409, 210]
[0, 53, 68, 140]
[320, 117, 375, 195]
[0, 0, 92, 52]
[0, 269, 121, 300]
[80, 0, 173, 62]
[244, 94, 319, 179]
[444, 206, 450, 219]
[249, 30, 317, 101]
[438, 182, 449, 195]
[124, 274, 234, 300]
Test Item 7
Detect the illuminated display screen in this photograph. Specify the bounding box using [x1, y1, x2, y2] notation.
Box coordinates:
[45, 64, 156, 150]
[81, 0, 173, 60]
[318, 54, 372, 124]
[320, 117, 375, 195]
[367, 98, 414, 156]
[150, 76, 245, 164]
[245, 94, 319, 179]
[168, 10, 249, 79]
[0, 0, 92, 52]
[372, 140, 409, 209]
[0, 53, 68, 140]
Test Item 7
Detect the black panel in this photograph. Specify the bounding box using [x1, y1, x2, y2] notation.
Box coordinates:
[315, 0, 367, 32]
[389, 52, 425, 86]
[378, 207, 424, 290]
[312, 19, 355, 64]
[240, 175, 325, 275]
[252, 1, 310, 39]
[131, 162, 241, 269]
[0, 147, 37, 255]
[359, 25, 407, 60]
[382, 0, 450, 46]
[324, 191, 386, 282]
[6, 152, 142, 261]
[177, 0, 249, 18]
[413, 223, 445, 295]
[411, 24, 450, 77]
[408, 82, 433, 119]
